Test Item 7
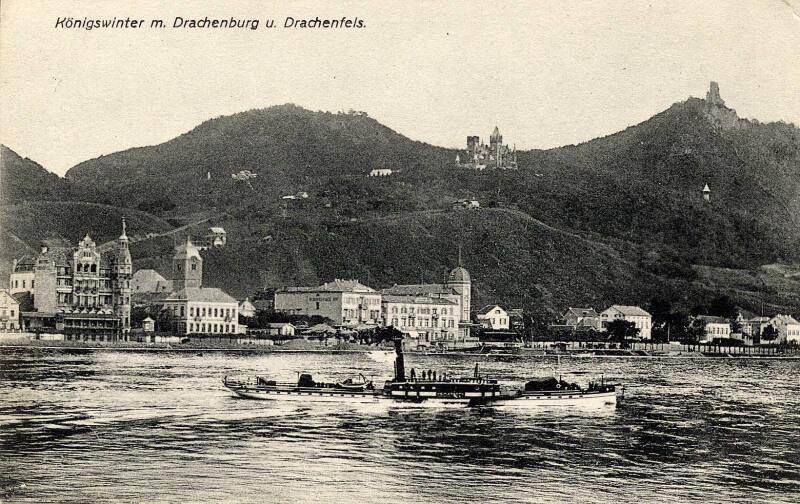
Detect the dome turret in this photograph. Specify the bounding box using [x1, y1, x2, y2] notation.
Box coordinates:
[448, 266, 471, 283]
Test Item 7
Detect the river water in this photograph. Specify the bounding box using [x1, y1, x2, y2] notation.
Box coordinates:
[1, 348, 798, 503]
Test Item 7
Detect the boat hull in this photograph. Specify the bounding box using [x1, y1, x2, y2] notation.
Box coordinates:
[227, 385, 385, 404]
[490, 390, 617, 408]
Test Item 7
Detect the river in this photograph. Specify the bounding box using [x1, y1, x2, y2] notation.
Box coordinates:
[1, 349, 798, 503]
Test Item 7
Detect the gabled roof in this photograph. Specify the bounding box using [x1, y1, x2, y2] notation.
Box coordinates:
[208, 227, 226, 234]
[133, 269, 168, 282]
[694, 315, 730, 324]
[564, 307, 599, 317]
[604, 305, 651, 317]
[267, 322, 294, 329]
[769, 314, 800, 325]
[165, 288, 237, 304]
[477, 304, 505, 315]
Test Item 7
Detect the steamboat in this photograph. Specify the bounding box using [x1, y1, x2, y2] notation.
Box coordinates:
[223, 338, 619, 408]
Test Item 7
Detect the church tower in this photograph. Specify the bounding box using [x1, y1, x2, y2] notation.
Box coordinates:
[113, 218, 133, 336]
[172, 237, 202, 290]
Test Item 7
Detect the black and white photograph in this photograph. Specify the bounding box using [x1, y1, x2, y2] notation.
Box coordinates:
[1, 1, 799, 502]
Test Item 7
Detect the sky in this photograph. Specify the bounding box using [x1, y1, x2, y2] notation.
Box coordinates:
[1, 0, 799, 176]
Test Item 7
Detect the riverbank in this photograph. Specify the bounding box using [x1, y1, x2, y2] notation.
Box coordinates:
[2, 338, 799, 359]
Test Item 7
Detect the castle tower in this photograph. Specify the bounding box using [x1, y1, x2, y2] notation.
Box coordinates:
[172, 237, 202, 290]
[113, 218, 133, 335]
[706, 81, 725, 107]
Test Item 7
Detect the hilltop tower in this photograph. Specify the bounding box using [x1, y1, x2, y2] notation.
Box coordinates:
[702, 183, 711, 202]
[112, 218, 133, 334]
[172, 237, 203, 290]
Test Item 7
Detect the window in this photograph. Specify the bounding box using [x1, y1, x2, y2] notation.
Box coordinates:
[392, 307, 397, 314]
[22, 280, 26, 289]
[316, 302, 320, 310]
[191, 264, 197, 271]
[91, 264, 96, 272]
[31, 280, 34, 288]
[214, 308, 218, 317]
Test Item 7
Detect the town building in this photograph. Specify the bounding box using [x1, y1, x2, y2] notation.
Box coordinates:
[266, 322, 295, 337]
[561, 307, 602, 330]
[740, 316, 770, 343]
[455, 126, 518, 170]
[9, 256, 35, 296]
[239, 297, 256, 318]
[507, 308, 525, 332]
[14, 222, 132, 340]
[692, 315, 732, 343]
[767, 314, 800, 344]
[381, 265, 472, 341]
[274, 279, 382, 326]
[205, 227, 227, 248]
[162, 287, 244, 335]
[369, 168, 393, 177]
[132, 269, 172, 294]
[0, 290, 20, 331]
[142, 316, 155, 333]
[476, 305, 509, 330]
[382, 295, 460, 345]
[599, 305, 652, 339]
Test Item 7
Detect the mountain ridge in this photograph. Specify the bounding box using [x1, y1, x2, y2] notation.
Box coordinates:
[3, 84, 800, 315]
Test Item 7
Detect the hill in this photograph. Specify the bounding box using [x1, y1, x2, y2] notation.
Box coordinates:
[5, 85, 800, 316]
[0, 145, 72, 204]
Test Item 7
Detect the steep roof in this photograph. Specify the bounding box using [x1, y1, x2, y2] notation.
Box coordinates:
[605, 305, 651, 317]
[695, 315, 730, 324]
[477, 304, 505, 315]
[133, 269, 168, 283]
[769, 314, 800, 325]
[565, 307, 599, 317]
[166, 287, 237, 304]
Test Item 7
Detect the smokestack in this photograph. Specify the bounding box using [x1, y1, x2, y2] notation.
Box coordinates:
[393, 337, 405, 382]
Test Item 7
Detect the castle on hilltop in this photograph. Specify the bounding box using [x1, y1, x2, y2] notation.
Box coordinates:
[455, 126, 518, 170]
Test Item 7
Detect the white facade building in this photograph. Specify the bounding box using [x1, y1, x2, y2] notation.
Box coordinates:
[274, 279, 382, 326]
[476, 305, 509, 330]
[163, 287, 244, 335]
[600, 305, 652, 339]
[382, 295, 460, 345]
[0, 290, 20, 331]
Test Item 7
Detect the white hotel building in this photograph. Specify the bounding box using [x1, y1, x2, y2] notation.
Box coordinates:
[162, 287, 245, 334]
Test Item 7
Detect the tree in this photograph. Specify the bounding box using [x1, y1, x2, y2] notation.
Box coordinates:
[761, 325, 778, 342]
[685, 318, 706, 344]
[605, 319, 639, 342]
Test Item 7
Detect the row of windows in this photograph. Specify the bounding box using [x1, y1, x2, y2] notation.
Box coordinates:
[187, 306, 235, 318]
[389, 306, 449, 316]
[0, 309, 16, 317]
[12, 279, 34, 289]
[188, 322, 236, 333]
[390, 317, 455, 329]
[76, 263, 97, 273]
[341, 309, 380, 320]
